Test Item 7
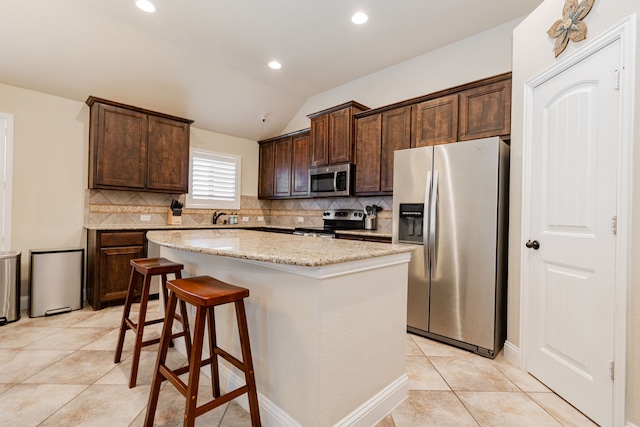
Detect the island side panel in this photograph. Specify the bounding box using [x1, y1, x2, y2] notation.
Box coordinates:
[157, 245, 409, 427]
[317, 264, 409, 425]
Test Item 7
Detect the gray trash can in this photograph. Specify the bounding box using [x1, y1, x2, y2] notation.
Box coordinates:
[0, 251, 21, 326]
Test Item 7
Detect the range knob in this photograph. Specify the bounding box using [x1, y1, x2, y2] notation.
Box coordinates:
[323, 211, 330, 216]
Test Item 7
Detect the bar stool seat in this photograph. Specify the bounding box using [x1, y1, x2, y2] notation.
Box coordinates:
[114, 257, 192, 389]
[144, 275, 261, 427]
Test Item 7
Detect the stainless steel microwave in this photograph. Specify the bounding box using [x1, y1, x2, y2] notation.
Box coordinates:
[309, 163, 354, 197]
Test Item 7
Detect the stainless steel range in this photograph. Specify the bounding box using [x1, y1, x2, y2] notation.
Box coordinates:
[293, 209, 365, 237]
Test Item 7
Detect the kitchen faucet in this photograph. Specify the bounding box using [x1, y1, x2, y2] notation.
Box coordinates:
[212, 211, 227, 224]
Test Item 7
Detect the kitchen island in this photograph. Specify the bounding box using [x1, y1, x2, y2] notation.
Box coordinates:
[146, 229, 413, 427]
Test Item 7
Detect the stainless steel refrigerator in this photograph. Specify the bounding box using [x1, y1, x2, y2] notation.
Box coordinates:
[392, 137, 509, 358]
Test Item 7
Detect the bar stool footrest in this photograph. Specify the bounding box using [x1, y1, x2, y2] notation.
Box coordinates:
[196, 385, 250, 417]
[215, 347, 245, 371]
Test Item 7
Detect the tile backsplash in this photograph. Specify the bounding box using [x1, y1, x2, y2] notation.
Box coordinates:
[86, 190, 393, 233]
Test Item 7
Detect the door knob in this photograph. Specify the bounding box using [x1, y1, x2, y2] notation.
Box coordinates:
[525, 240, 540, 250]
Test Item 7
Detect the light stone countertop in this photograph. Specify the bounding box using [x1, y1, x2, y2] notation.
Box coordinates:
[83, 223, 392, 238]
[83, 224, 259, 231]
[146, 229, 412, 267]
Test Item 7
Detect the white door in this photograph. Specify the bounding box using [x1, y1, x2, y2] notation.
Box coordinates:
[526, 40, 620, 427]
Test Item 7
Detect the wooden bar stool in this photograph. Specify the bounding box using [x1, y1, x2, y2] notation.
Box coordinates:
[144, 275, 261, 427]
[114, 257, 192, 389]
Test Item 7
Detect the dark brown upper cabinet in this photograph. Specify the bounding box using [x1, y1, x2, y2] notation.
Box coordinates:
[380, 106, 412, 192]
[413, 95, 458, 147]
[308, 101, 369, 167]
[355, 106, 411, 195]
[353, 73, 511, 196]
[258, 129, 310, 199]
[458, 79, 511, 141]
[258, 140, 275, 199]
[291, 132, 311, 197]
[87, 96, 193, 194]
[355, 114, 382, 194]
[273, 136, 293, 198]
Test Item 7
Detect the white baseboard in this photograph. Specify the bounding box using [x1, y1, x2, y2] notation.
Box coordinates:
[503, 340, 520, 367]
[334, 374, 408, 427]
[626, 422, 638, 427]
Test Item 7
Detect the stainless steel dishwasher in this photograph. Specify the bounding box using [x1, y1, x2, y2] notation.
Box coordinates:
[29, 248, 84, 317]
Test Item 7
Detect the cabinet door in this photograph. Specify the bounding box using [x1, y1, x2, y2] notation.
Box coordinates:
[381, 106, 412, 192]
[258, 141, 275, 198]
[94, 104, 148, 189]
[328, 107, 352, 164]
[274, 137, 292, 198]
[291, 132, 311, 197]
[413, 95, 458, 147]
[98, 245, 145, 306]
[310, 115, 329, 166]
[147, 116, 190, 193]
[355, 114, 382, 194]
[459, 79, 511, 141]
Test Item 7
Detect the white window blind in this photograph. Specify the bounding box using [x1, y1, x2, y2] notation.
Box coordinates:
[187, 149, 241, 209]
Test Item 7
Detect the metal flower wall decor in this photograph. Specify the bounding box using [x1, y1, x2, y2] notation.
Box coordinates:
[547, 0, 595, 57]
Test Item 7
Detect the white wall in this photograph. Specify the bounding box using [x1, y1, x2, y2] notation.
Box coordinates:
[188, 128, 259, 197]
[511, 0, 640, 424]
[283, 18, 523, 133]
[0, 82, 258, 295]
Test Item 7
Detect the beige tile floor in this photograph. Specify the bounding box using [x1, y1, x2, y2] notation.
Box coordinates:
[0, 301, 598, 426]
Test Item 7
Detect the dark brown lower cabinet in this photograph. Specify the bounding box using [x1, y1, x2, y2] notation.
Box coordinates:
[87, 230, 147, 310]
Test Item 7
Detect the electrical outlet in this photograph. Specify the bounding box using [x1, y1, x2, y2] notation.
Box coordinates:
[258, 216, 264, 222]
[297, 216, 304, 223]
[140, 215, 151, 221]
[242, 216, 249, 222]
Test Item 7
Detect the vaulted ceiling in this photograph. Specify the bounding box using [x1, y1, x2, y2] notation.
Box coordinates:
[0, 0, 542, 140]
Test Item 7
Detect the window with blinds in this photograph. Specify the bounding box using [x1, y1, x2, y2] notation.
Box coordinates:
[186, 149, 241, 209]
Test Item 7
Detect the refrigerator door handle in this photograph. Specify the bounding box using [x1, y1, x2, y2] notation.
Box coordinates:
[423, 171, 432, 270]
[430, 170, 439, 271]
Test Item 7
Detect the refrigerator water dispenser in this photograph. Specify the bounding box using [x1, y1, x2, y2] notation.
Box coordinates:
[398, 203, 424, 244]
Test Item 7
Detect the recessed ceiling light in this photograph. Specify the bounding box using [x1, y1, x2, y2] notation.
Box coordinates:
[351, 12, 368, 25]
[135, 0, 156, 13]
[268, 61, 282, 70]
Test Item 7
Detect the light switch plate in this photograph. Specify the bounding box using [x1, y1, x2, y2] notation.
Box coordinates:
[140, 215, 151, 221]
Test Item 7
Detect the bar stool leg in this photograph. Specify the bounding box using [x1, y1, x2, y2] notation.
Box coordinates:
[235, 300, 261, 426]
[159, 272, 176, 349]
[180, 300, 193, 359]
[207, 306, 221, 398]
[144, 291, 178, 427]
[114, 267, 138, 364]
[184, 305, 207, 427]
[129, 272, 153, 389]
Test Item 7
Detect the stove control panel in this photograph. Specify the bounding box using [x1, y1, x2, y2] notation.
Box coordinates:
[322, 209, 364, 221]
[322, 209, 364, 220]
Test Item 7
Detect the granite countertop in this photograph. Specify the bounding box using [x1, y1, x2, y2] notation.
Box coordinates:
[146, 229, 412, 267]
[83, 224, 286, 231]
[83, 223, 391, 238]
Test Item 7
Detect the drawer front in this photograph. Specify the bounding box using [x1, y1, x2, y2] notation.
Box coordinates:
[100, 231, 145, 247]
